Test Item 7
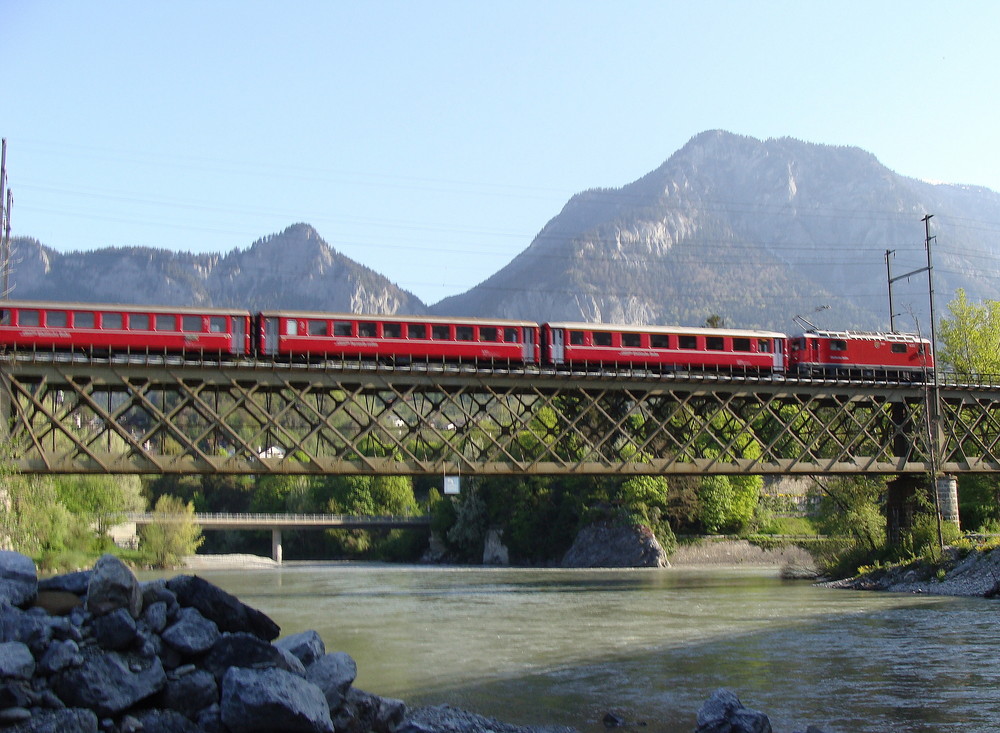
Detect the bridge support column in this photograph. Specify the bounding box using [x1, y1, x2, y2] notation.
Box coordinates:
[271, 529, 283, 564]
[936, 474, 960, 529]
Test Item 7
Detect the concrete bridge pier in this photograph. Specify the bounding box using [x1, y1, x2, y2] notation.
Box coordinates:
[887, 474, 961, 546]
[272, 529, 283, 564]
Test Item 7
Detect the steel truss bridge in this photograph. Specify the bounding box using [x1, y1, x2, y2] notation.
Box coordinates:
[3, 353, 1000, 477]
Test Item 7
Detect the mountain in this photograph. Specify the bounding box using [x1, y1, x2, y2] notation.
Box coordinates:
[9, 132, 1000, 331]
[7, 223, 427, 314]
[431, 130, 1000, 331]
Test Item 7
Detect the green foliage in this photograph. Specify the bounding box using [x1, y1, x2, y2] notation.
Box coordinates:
[938, 288, 1000, 376]
[55, 474, 145, 538]
[957, 474, 1000, 531]
[697, 474, 761, 534]
[810, 476, 886, 550]
[139, 495, 204, 568]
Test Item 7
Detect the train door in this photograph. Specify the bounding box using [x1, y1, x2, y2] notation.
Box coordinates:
[547, 327, 564, 365]
[523, 327, 538, 364]
[263, 317, 280, 356]
[772, 337, 786, 373]
[231, 317, 247, 355]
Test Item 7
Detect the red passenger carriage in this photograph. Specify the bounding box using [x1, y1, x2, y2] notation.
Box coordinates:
[0, 300, 252, 356]
[542, 322, 788, 372]
[257, 310, 540, 364]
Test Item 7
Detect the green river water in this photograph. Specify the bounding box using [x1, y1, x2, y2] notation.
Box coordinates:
[147, 564, 1000, 732]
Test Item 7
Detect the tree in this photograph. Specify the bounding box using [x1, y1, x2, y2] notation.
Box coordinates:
[56, 475, 145, 543]
[140, 495, 204, 568]
[938, 288, 1000, 376]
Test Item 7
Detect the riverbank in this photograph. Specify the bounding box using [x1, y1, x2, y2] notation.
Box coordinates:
[824, 544, 1000, 597]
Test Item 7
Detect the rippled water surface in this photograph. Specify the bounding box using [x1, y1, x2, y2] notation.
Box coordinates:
[155, 564, 1000, 732]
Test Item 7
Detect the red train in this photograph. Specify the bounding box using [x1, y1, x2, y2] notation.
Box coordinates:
[0, 300, 934, 379]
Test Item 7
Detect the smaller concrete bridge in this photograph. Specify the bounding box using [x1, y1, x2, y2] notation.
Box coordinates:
[126, 512, 431, 563]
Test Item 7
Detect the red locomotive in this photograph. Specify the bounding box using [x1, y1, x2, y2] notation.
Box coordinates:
[0, 299, 934, 379]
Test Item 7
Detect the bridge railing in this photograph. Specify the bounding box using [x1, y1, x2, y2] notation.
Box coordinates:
[124, 512, 431, 525]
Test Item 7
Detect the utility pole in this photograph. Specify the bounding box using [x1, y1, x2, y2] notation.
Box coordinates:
[0, 138, 9, 299]
[885, 249, 896, 331]
[921, 213, 947, 551]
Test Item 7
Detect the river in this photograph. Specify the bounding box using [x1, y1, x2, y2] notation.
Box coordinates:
[150, 564, 1000, 732]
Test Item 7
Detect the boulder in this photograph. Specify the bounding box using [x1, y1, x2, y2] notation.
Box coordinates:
[161, 607, 220, 656]
[306, 651, 358, 710]
[561, 521, 669, 568]
[1, 708, 99, 733]
[52, 651, 167, 717]
[276, 629, 326, 668]
[130, 709, 201, 733]
[166, 575, 279, 640]
[696, 688, 772, 733]
[86, 555, 142, 618]
[37, 638, 83, 675]
[203, 632, 302, 682]
[220, 666, 333, 733]
[0, 551, 38, 608]
[482, 528, 510, 566]
[0, 641, 35, 680]
[89, 608, 137, 651]
[158, 668, 218, 719]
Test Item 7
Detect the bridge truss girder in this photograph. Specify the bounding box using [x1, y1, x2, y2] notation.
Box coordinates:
[2, 357, 999, 476]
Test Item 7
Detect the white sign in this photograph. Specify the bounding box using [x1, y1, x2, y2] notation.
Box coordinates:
[443, 476, 461, 495]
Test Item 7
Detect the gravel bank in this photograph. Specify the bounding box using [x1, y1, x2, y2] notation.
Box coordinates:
[824, 546, 1000, 597]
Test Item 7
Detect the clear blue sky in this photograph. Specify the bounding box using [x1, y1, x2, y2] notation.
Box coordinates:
[4, 1, 999, 305]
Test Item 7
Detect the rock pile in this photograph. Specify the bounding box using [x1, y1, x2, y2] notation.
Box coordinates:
[0, 550, 409, 733]
[695, 689, 827, 733]
[560, 522, 668, 568]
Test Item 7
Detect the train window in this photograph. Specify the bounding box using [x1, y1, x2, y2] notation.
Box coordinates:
[733, 338, 751, 352]
[891, 343, 907, 354]
[333, 321, 352, 337]
[383, 323, 402, 338]
[504, 327, 520, 343]
[456, 326, 474, 341]
[102, 313, 123, 329]
[286, 320, 299, 336]
[622, 333, 641, 347]
[570, 331, 585, 345]
[407, 323, 429, 339]
[19, 310, 39, 326]
[831, 340, 848, 352]
[309, 320, 329, 336]
[130, 314, 150, 330]
[358, 322, 376, 338]
[75, 312, 96, 329]
[479, 327, 499, 342]
[593, 332, 613, 347]
[210, 316, 226, 333]
[918, 344, 926, 355]
[432, 325, 450, 340]
[182, 315, 202, 332]
[650, 334, 669, 348]
[706, 336, 724, 351]
[47, 311, 68, 328]
[758, 339, 771, 353]
[678, 335, 697, 349]
[155, 314, 175, 331]
[0, 309, 9, 325]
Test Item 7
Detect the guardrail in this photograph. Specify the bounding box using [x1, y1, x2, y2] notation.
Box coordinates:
[124, 512, 431, 529]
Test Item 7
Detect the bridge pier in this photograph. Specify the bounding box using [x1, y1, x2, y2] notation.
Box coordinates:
[272, 529, 283, 564]
[935, 475, 960, 527]
[887, 474, 961, 546]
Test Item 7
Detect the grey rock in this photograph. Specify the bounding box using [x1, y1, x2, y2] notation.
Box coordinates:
[339, 687, 407, 733]
[39, 571, 92, 596]
[203, 632, 301, 682]
[139, 580, 180, 620]
[161, 606, 220, 656]
[696, 688, 771, 733]
[86, 555, 141, 619]
[166, 575, 279, 640]
[142, 601, 168, 633]
[89, 608, 136, 651]
[561, 521, 668, 568]
[52, 651, 166, 717]
[0, 551, 38, 608]
[306, 651, 358, 709]
[131, 708, 202, 733]
[220, 665, 333, 733]
[0, 640, 35, 679]
[159, 668, 218, 719]
[276, 629, 326, 668]
[2, 707, 99, 733]
[38, 639, 82, 675]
